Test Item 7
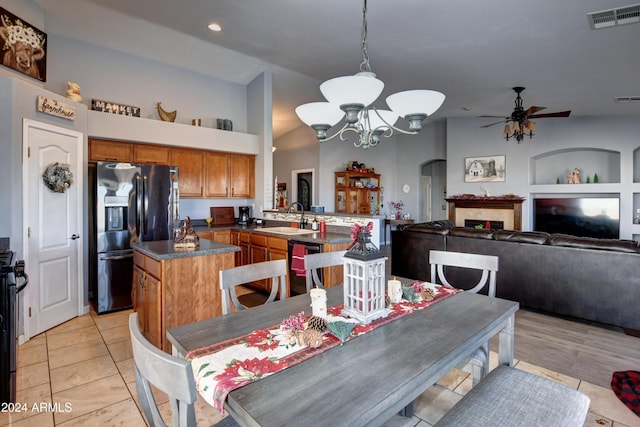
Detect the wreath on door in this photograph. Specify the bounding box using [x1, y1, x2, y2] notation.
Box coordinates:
[42, 162, 73, 193]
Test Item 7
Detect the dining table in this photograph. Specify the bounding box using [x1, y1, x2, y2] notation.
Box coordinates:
[167, 282, 519, 427]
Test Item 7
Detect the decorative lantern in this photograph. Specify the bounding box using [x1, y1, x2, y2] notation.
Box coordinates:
[342, 224, 388, 324]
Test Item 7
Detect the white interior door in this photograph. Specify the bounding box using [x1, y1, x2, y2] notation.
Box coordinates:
[23, 119, 83, 338]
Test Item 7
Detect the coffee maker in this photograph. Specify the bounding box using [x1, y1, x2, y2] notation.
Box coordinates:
[238, 206, 251, 225]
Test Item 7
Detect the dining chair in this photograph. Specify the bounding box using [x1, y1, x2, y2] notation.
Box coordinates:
[304, 250, 347, 292]
[219, 258, 287, 315]
[429, 249, 499, 385]
[129, 312, 197, 427]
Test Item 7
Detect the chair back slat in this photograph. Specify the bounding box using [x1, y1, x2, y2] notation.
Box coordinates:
[303, 250, 347, 292]
[129, 313, 197, 427]
[429, 250, 498, 296]
[219, 259, 287, 314]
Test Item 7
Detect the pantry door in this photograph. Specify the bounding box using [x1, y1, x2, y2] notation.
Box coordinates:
[23, 119, 84, 338]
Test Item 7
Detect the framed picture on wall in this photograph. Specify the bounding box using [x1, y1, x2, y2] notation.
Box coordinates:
[0, 7, 47, 81]
[464, 155, 506, 183]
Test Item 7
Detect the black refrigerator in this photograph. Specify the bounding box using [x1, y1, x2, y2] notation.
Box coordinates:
[89, 162, 180, 314]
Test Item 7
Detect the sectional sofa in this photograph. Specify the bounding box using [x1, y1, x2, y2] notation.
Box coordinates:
[391, 221, 640, 333]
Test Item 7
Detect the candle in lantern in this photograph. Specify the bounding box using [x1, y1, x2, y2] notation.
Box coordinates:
[310, 288, 327, 319]
[387, 277, 402, 303]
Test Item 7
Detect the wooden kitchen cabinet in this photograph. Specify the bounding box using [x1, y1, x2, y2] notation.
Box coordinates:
[232, 231, 250, 266]
[133, 253, 162, 349]
[335, 171, 381, 215]
[229, 154, 255, 198]
[196, 229, 231, 244]
[171, 147, 205, 197]
[205, 152, 255, 198]
[133, 144, 171, 164]
[88, 138, 133, 162]
[133, 247, 235, 353]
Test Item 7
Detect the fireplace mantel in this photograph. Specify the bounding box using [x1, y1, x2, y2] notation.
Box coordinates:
[447, 196, 525, 230]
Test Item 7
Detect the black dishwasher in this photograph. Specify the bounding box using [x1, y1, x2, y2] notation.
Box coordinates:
[287, 240, 322, 296]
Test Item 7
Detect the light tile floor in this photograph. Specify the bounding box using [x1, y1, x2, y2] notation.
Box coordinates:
[1, 308, 638, 427]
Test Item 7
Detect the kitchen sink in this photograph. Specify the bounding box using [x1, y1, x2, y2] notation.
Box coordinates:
[259, 226, 316, 235]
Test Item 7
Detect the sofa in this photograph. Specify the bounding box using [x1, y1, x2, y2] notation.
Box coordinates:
[391, 221, 640, 333]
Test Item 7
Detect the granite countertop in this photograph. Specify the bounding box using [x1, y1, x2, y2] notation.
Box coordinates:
[192, 224, 351, 245]
[132, 239, 239, 260]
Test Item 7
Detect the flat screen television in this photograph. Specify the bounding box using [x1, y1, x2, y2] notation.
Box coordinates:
[534, 197, 620, 239]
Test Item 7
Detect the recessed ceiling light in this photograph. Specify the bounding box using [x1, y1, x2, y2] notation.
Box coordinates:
[208, 22, 222, 32]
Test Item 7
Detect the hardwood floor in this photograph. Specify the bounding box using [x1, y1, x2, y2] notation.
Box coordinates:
[510, 309, 640, 389]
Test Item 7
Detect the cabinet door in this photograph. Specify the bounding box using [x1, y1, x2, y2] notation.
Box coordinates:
[145, 273, 162, 349]
[204, 152, 230, 197]
[89, 138, 132, 162]
[195, 230, 214, 240]
[348, 190, 359, 214]
[133, 265, 146, 331]
[172, 148, 204, 197]
[249, 244, 268, 292]
[213, 230, 231, 244]
[134, 144, 171, 165]
[229, 154, 255, 198]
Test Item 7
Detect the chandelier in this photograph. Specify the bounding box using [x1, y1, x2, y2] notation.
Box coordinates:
[294, 0, 445, 149]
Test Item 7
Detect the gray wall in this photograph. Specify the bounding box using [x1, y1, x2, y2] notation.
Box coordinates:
[447, 116, 640, 238]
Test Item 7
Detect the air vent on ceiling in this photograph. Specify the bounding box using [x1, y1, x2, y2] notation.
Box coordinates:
[614, 96, 640, 103]
[588, 4, 640, 29]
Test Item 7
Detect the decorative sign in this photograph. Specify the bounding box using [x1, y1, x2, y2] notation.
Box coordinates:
[36, 95, 76, 121]
[91, 99, 141, 117]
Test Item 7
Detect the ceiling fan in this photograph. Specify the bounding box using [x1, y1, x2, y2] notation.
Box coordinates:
[480, 87, 571, 142]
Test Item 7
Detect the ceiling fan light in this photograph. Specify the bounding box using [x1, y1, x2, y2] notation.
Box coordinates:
[295, 102, 344, 127]
[512, 121, 521, 132]
[503, 124, 511, 135]
[320, 74, 384, 108]
[386, 90, 446, 118]
[528, 121, 536, 132]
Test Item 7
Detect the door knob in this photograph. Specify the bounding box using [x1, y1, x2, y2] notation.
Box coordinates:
[70, 234, 80, 240]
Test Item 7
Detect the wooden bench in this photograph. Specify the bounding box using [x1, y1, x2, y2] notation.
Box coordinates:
[435, 366, 590, 426]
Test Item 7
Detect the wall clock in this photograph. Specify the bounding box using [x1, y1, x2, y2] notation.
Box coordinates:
[402, 184, 410, 193]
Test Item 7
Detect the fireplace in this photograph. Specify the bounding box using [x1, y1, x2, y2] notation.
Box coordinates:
[447, 196, 525, 231]
[464, 219, 505, 230]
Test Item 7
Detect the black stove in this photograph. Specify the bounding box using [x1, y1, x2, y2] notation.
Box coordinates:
[0, 250, 28, 404]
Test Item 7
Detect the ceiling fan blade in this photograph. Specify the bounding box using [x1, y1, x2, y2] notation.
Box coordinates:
[529, 110, 572, 119]
[478, 115, 509, 118]
[480, 120, 508, 128]
[524, 106, 546, 116]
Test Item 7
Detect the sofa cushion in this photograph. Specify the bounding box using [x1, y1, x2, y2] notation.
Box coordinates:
[493, 230, 550, 245]
[449, 227, 494, 239]
[401, 224, 450, 235]
[549, 233, 640, 253]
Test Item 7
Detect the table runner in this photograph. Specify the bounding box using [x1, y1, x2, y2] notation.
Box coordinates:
[186, 281, 458, 412]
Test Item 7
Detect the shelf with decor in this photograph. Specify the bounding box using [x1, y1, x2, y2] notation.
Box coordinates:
[530, 148, 620, 185]
[335, 171, 381, 215]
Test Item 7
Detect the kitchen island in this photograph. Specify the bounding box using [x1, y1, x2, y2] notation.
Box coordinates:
[132, 239, 239, 352]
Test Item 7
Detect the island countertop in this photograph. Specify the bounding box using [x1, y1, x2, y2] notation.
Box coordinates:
[132, 239, 240, 261]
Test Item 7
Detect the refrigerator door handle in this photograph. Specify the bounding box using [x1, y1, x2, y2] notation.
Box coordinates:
[99, 253, 134, 261]
[143, 175, 149, 235]
[135, 175, 142, 237]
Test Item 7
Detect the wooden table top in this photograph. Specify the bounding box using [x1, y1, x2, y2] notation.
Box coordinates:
[167, 284, 519, 427]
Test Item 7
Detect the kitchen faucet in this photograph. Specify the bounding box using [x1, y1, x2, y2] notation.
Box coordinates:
[288, 202, 306, 228]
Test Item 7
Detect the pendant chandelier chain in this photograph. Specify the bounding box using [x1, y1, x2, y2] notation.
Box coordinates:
[359, 0, 372, 73]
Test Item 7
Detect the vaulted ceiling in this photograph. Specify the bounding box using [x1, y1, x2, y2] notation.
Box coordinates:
[36, 0, 640, 141]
